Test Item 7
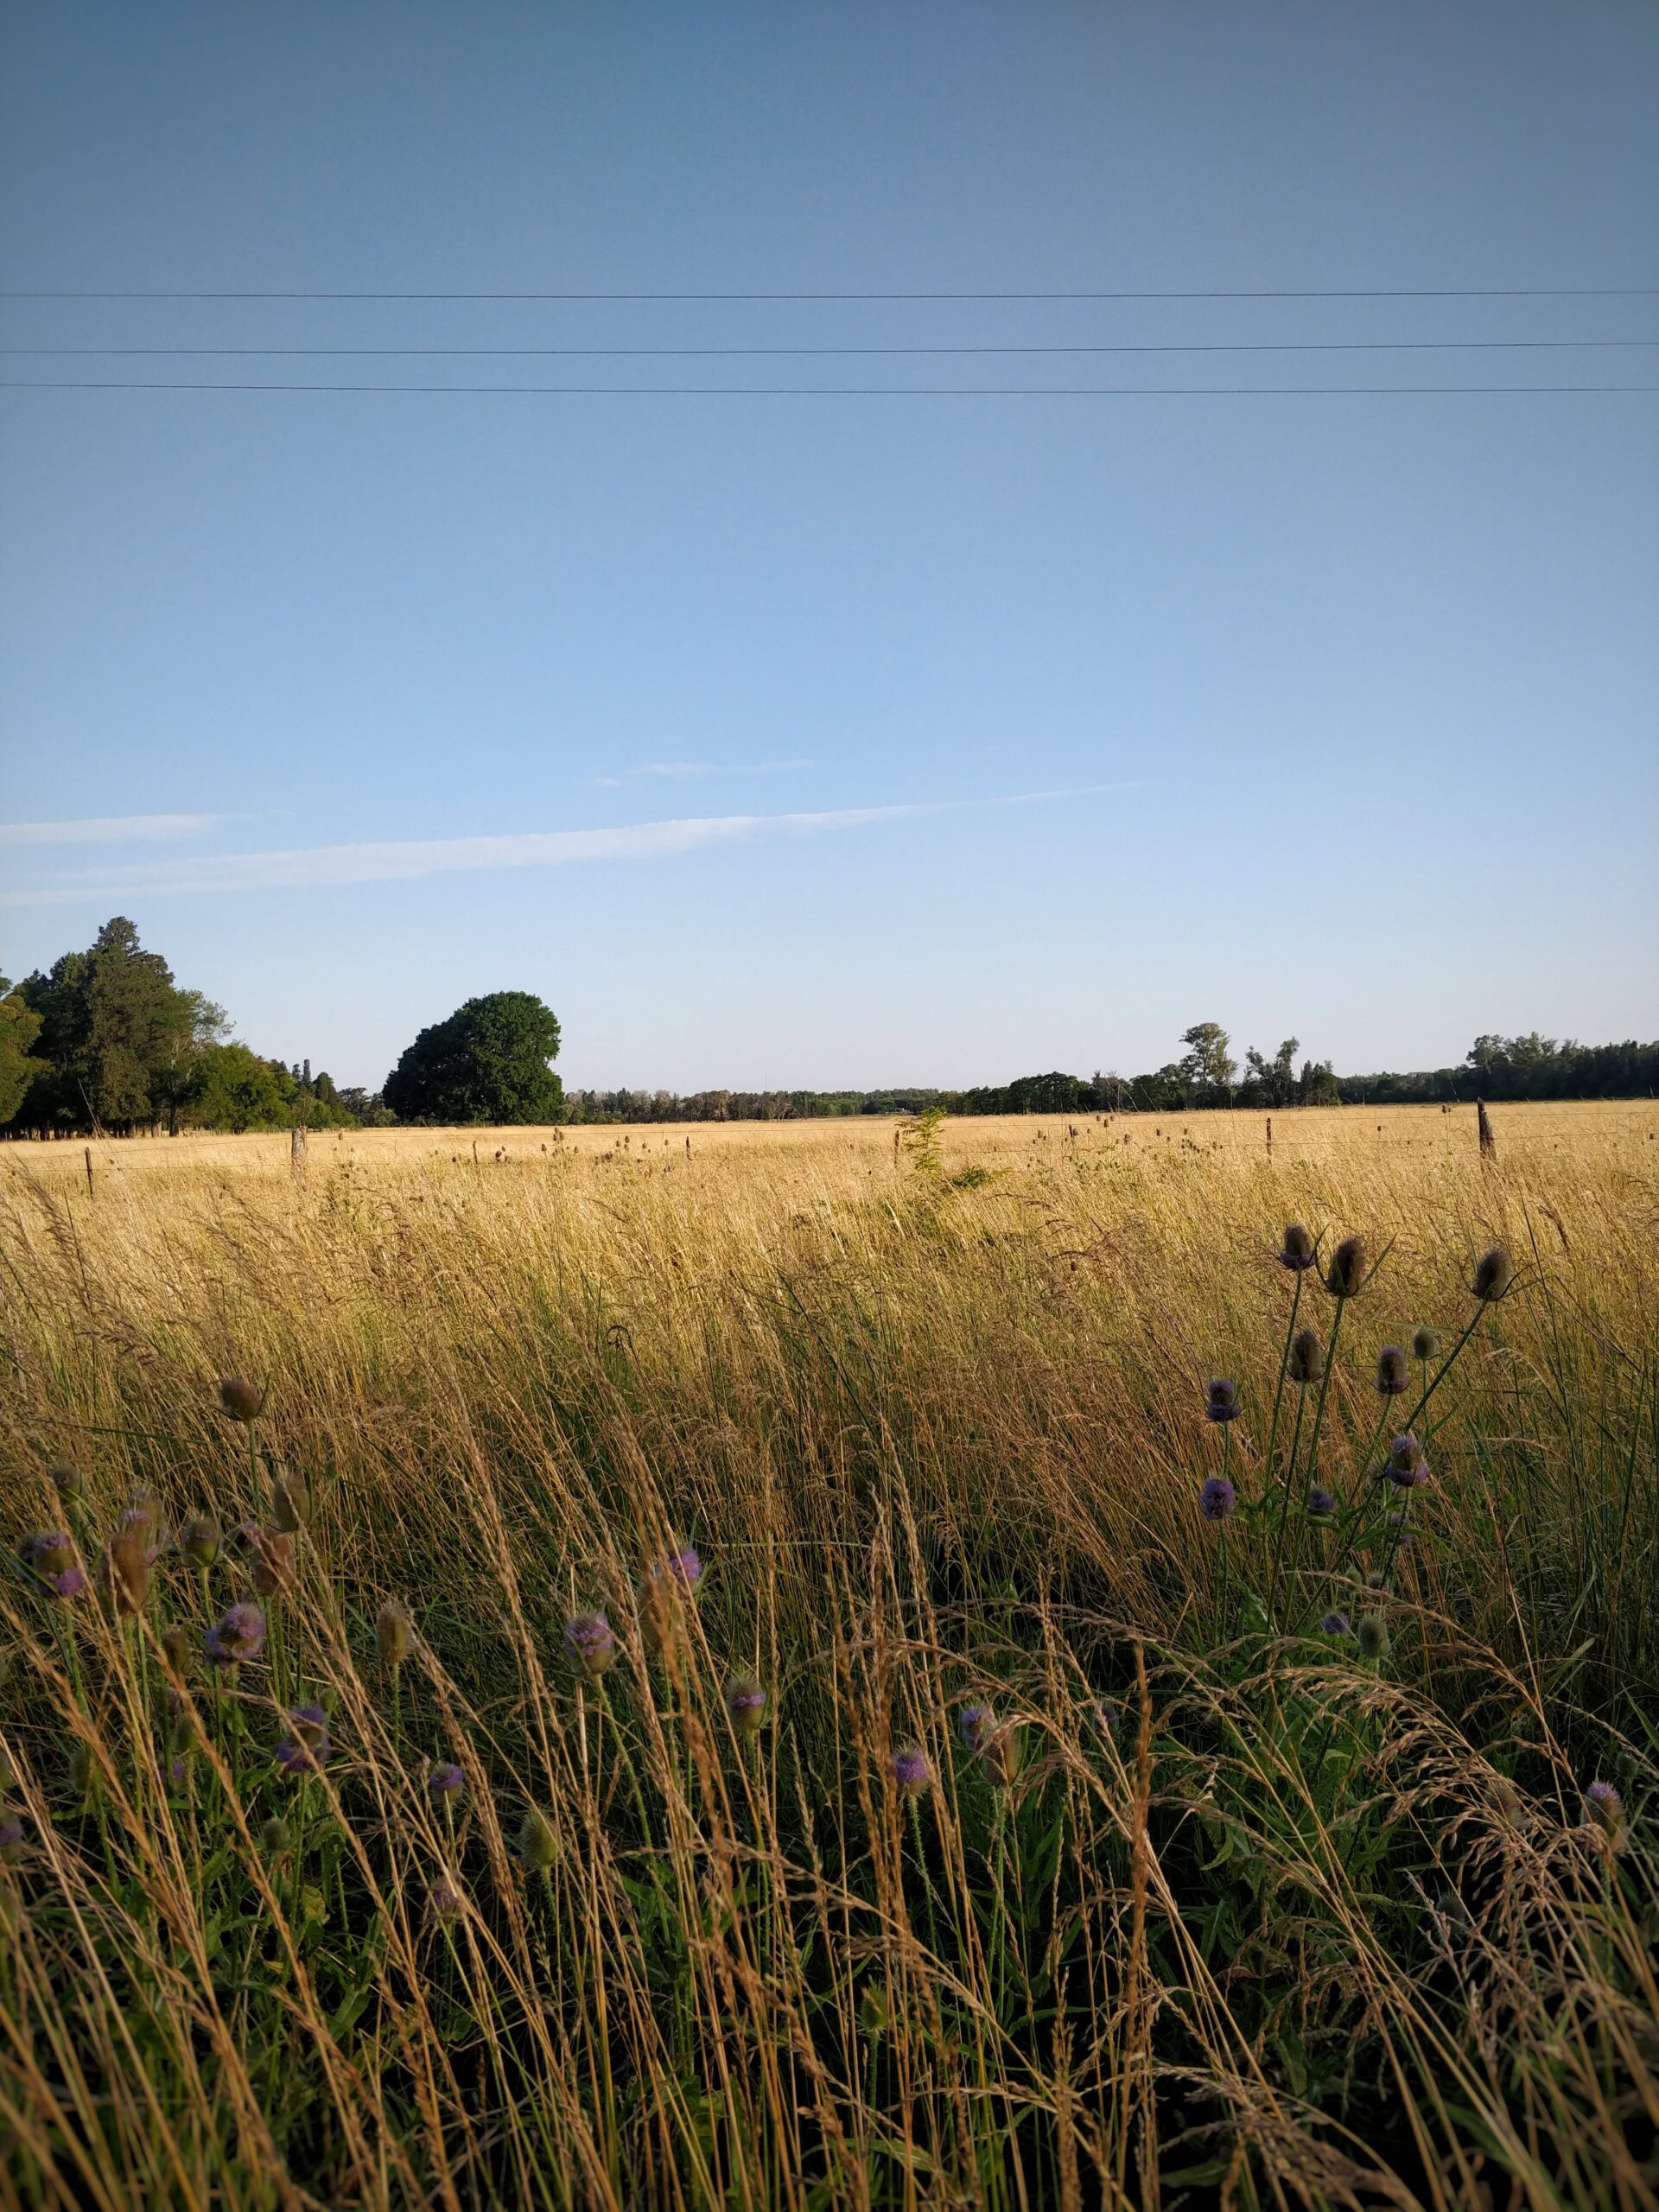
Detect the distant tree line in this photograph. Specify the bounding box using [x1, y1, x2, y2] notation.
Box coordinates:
[5, 931, 1651, 1138]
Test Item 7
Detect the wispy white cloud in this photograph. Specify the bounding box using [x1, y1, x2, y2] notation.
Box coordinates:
[1, 785, 1141, 907]
[593, 759, 809, 787]
[0, 812, 226, 848]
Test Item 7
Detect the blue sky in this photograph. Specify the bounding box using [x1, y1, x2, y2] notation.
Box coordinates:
[2, 3, 1655, 1091]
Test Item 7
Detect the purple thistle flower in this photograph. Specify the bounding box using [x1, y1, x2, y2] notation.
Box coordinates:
[891, 1743, 931, 1795]
[1387, 1433, 1429, 1488]
[563, 1610, 618, 1678]
[1586, 1780, 1623, 1833]
[1306, 1487, 1337, 1520]
[651, 1546, 702, 1593]
[24, 1530, 75, 1576]
[275, 1705, 331, 1775]
[428, 1876, 464, 1922]
[957, 1703, 995, 1754]
[1199, 1476, 1236, 1523]
[428, 1762, 465, 1801]
[48, 1566, 87, 1600]
[1320, 1611, 1352, 1637]
[1205, 1378, 1241, 1424]
[204, 1600, 267, 1668]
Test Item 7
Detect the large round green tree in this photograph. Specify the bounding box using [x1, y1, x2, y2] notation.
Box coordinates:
[384, 993, 563, 1125]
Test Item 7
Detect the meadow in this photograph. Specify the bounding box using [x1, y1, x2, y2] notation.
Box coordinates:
[1, 1101, 1656, 2210]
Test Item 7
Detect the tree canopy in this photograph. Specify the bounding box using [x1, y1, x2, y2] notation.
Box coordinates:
[384, 993, 564, 1125]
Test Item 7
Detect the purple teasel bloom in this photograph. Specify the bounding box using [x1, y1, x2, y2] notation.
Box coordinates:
[1386, 1434, 1430, 1488]
[722, 1669, 767, 1737]
[1205, 1378, 1241, 1424]
[1306, 1487, 1338, 1521]
[204, 1600, 267, 1668]
[1374, 1346, 1410, 1397]
[23, 1533, 86, 1599]
[650, 1545, 703, 1593]
[1277, 1224, 1318, 1272]
[1319, 1611, 1352, 1637]
[427, 1762, 465, 1801]
[0, 1818, 23, 1865]
[1087, 1699, 1121, 1740]
[1586, 1781, 1623, 1833]
[274, 1705, 331, 1776]
[957, 1704, 995, 1755]
[563, 1611, 618, 1678]
[1199, 1476, 1236, 1523]
[890, 1743, 931, 1796]
[117, 1504, 166, 1564]
[429, 1875, 465, 1922]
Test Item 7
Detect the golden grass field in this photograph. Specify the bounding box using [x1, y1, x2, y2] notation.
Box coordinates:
[2, 1100, 1656, 2209]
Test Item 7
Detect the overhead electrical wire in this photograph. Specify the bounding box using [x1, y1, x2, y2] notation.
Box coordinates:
[2, 338, 1652, 359]
[3, 284, 1656, 302]
[6, 379, 1653, 396]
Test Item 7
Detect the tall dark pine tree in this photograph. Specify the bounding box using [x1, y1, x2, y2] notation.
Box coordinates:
[19, 917, 213, 1132]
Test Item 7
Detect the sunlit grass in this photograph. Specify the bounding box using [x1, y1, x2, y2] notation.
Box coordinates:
[2, 1102, 1656, 2208]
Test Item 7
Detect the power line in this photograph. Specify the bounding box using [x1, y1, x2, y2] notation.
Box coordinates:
[3, 339, 1653, 359]
[3, 284, 1656, 302]
[5, 378, 1654, 396]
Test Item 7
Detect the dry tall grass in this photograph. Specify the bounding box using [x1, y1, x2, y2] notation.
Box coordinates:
[2, 1103, 1656, 2209]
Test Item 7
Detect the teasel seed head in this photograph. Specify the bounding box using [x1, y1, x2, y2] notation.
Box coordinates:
[428, 1876, 465, 1923]
[1411, 1325, 1440, 1363]
[99, 1522, 151, 1617]
[1374, 1345, 1409, 1395]
[1287, 1327, 1325, 1385]
[891, 1742, 931, 1795]
[270, 1463, 312, 1534]
[0, 1818, 24, 1866]
[47, 1459, 82, 1501]
[1357, 1614, 1390, 1663]
[216, 1376, 264, 1424]
[427, 1762, 465, 1802]
[1386, 1433, 1429, 1488]
[1306, 1487, 1337, 1521]
[161, 1624, 194, 1677]
[274, 1705, 331, 1775]
[979, 1720, 1024, 1789]
[205, 1599, 267, 1669]
[957, 1703, 995, 1755]
[722, 1669, 767, 1738]
[1585, 1780, 1623, 1836]
[1323, 1235, 1370, 1299]
[517, 1806, 559, 1870]
[178, 1514, 221, 1569]
[375, 1600, 413, 1669]
[249, 1526, 295, 1595]
[259, 1815, 291, 1857]
[563, 1611, 619, 1679]
[1470, 1247, 1516, 1304]
[1205, 1377, 1241, 1424]
[1278, 1223, 1318, 1272]
[1199, 1475, 1236, 1523]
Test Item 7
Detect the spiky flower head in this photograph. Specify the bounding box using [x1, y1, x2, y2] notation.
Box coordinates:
[204, 1600, 267, 1669]
[428, 1876, 464, 1923]
[722, 1669, 766, 1738]
[99, 1522, 151, 1616]
[270, 1464, 312, 1535]
[517, 1806, 558, 1870]
[47, 1459, 82, 1501]
[1278, 1223, 1318, 1272]
[0, 1818, 23, 1866]
[1411, 1325, 1440, 1363]
[1323, 1235, 1370, 1299]
[216, 1375, 264, 1423]
[891, 1742, 931, 1795]
[1320, 1611, 1351, 1637]
[375, 1600, 412, 1669]
[979, 1720, 1024, 1789]
[1470, 1247, 1516, 1304]
[563, 1611, 618, 1679]
[1086, 1699, 1121, 1741]
[427, 1762, 465, 1801]
[178, 1515, 220, 1569]
[161, 1624, 194, 1679]
[1306, 1487, 1337, 1521]
[1387, 1433, 1429, 1488]
[1375, 1345, 1409, 1396]
[958, 1703, 995, 1754]
[249, 1526, 295, 1595]
[1357, 1614, 1390, 1662]
[23, 1532, 85, 1600]
[1585, 1780, 1623, 1834]
[1198, 1475, 1236, 1523]
[1205, 1378, 1241, 1424]
[259, 1815, 291, 1857]
[274, 1705, 331, 1775]
[1287, 1328, 1325, 1386]
[650, 1545, 702, 1594]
